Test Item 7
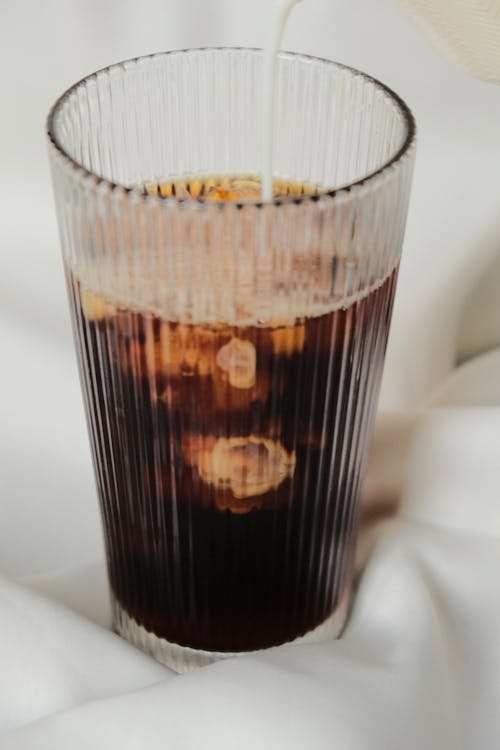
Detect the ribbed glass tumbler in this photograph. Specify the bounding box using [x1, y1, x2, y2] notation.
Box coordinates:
[47, 49, 416, 672]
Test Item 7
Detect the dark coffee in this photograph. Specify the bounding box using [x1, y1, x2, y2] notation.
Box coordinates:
[69, 177, 398, 653]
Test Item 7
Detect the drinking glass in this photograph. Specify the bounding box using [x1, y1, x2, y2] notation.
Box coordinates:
[47, 48, 416, 672]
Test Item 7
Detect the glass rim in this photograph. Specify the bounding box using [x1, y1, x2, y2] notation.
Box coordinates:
[46, 46, 417, 208]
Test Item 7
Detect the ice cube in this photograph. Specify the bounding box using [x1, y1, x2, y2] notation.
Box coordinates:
[270, 323, 306, 356]
[150, 323, 218, 380]
[80, 289, 115, 321]
[205, 178, 261, 202]
[198, 436, 296, 505]
[216, 338, 256, 389]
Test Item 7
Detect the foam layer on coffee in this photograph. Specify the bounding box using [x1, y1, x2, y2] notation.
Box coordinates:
[75, 257, 397, 328]
[73, 175, 397, 327]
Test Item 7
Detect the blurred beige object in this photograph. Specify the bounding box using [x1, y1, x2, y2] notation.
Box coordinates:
[457, 251, 500, 362]
[399, 0, 500, 82]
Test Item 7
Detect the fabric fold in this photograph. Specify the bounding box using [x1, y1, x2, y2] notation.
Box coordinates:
[2, 401, 499, 748]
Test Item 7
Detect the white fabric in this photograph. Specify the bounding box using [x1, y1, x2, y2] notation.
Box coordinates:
[2, 403, 500, 748]
[1, 1, 500, 748]
[398, 0, 500, 83]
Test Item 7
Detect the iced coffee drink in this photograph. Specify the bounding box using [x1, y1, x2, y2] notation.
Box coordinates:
[48, 48, 416, 670]
[69, 176, 399, 653]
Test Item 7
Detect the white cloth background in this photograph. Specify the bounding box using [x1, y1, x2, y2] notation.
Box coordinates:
[1, 1, 499, 747]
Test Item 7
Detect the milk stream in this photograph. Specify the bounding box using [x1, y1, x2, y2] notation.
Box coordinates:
[262, 0, 303, 201]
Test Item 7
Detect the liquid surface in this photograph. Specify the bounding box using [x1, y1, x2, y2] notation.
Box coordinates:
[143, 174, 320, 203]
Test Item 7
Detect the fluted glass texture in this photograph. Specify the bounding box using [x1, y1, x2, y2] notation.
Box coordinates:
[47, 49, 416, 672]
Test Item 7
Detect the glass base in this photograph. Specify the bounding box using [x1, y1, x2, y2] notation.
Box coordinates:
[111, 590, 351, 673]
